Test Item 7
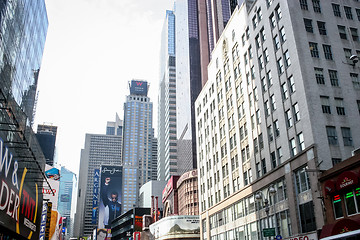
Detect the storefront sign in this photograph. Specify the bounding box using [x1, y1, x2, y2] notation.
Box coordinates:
[336, 171, 359, 191]
[0, 138, 42, 239]
[285, 232, 317, 240]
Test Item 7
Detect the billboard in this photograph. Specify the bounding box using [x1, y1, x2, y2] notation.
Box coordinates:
[0, 137, 43, 239]
[130, 80, 148, 96]
[149, 215, 200, 239]
[43, 165, 60, 210]
[92, 169, 100, 224]
[96, 228, 111, 240]
[98, 165, 122, 229]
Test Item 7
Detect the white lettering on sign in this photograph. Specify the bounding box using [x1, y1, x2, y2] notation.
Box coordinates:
[285, 232, 318, 240]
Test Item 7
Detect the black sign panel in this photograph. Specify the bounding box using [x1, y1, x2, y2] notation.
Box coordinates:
[130, 80, 148, 96]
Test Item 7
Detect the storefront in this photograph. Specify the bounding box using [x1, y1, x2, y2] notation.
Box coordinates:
[319, 151, 360, 239]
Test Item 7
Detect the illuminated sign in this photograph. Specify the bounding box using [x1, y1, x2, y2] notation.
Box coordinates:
[333, 195, 341, 203]
[92, 169, 100, 224]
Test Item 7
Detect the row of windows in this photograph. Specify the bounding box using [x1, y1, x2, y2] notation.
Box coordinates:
[326, 126, 353, 146]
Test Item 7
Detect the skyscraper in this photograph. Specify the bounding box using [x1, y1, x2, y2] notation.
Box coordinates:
[196, 1, 360, 239]
[122, 80, 155, 212]
[74, 118, 123, 236]
[57, 166, 77, 238]
[36, 124, 57, 166]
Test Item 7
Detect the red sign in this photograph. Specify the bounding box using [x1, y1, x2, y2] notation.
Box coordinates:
[336, 171, 359, 191]
[133, 232, 141, 240]
[324, 180, 336, 195]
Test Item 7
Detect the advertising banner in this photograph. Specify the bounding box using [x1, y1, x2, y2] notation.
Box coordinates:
[43, 165, 60, 210]
[48, 210, 63, 240]
[0, 137, 43, 239]
[130, 80, 148, 96]
[92, 169, 100, 224]
[98, 165, 122, 229]
[149, 215, 200, 239]
[39, 203, 48, 240]
[96, 228, 111, 240]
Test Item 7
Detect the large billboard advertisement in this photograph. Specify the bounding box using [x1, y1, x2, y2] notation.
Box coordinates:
[149, 215, 200, 239]
[130, 80, 148, 96]
[43, 165, 60, 210]
[0, 137, 43, 239]
[98, 165, 122, 229]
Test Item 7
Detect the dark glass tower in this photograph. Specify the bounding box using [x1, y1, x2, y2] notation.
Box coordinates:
[36, 124, 57, 166]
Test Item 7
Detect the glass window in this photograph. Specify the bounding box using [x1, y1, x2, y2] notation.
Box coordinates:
[261, 158, 267, 175]
[326, 126, 338, 145]
[297, 132, 305, 151]
[270, 13, 276, 28]
[329, 70, 339, 87]
[312, 0, 321, 13]
[351, 73, 360, 89]
[345, 191, 357, 215]
[300, 0, 308, 10]
[286, 109, 293, 127]
[275, 5, 282, 19]
[321, 96, 331, 113]
[357, 8, 360, 21]
[335, 98, 345, 115]
[277, 58, 284, 74]
[280, 27, 286, 42]
[341, 127, 353, 146]
[295, 166, 310, 193]
[350, 28, 359, 41]
[284, 50, 291, 67]
[290, 138, 297, 156]
[309, 42, 319, 58]
[282, 82, 289, 100]
[315, 67, 325, 84]
[338, 25, 347, 39]
[299, 201, 317, 233]
[274, 35, 280, 50]
[288, 75, 296, 93]
[293, 102, 300, 122]
[317, 21, 326, 35]
[344, 6, 353, 20]
[264, 48, 269, 63]
[323, 44, 333, 60]
[332, 4, 341, 17]
[304, 18, 313, 32]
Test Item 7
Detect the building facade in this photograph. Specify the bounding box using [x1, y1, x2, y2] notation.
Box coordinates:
[122, 80, 155, 212]
[139, 180, 167, 210]
[177, 169, 199, 216]
[0, 0, 49, 239]
[74, 118, 123, 236]
[58, 166, 77, 238]
[196, 1, 360, 239]
[36, 124, 57, 166]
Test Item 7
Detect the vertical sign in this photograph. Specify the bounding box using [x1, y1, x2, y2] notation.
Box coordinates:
[45, 202, 52, 240]
[39, 203, 48, 240]
[92, 169, 100, 224]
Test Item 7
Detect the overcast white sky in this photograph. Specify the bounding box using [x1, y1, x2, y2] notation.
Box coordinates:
[34, 0, 173, 174]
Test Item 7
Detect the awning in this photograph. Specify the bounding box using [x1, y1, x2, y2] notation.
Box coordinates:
[323, 180, 336, 196]
[320, 218, 360, 239]
[336, 171, 359, 191]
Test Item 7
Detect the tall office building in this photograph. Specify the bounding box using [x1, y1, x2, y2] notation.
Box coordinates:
[122, 80, 155, 212]
[196, 1, 360, 239]
[58, 166, 77, 238]
[74, 118, 123, 236]
[36, 124, 57, 166]
[0, 1, 49, 239]
[158, 10, 179, 181]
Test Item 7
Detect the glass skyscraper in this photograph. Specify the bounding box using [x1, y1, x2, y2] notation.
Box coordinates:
[122, 80, 155, 212]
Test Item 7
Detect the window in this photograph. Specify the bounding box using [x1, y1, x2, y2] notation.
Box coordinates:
[312, 0, 321, 13]
[264, 48, 269, 63]
[358, 100, 360, 114]
[284, 50, 291, 67]
[295, 166, 310, 193]
[271, 151, 277, 169]
[282, 82, 289, 100]
[274, 120, 280, 137]
[270, 95, 276, 111]
[270, 14, 276, 28]
[258, 55, 264, 69]
[293, 103, 300, 121]
[299, 201, 317, 233]
[255, 35, 261, 49]
[286, 109, 293, 128]
[288, 75, 296, 93]
[335, 98, 345, 115]
[275, 5, 282, 19]
[259, 133, 264, 149]
[338, 25, 347, 39]
[323, 44, 333, 60]
[261, 158, 267, 175]
[257, 8, 263, 21]
[341, 127, 353, 146]
[252, 15, 258, 29]
[290, 138, 297, 156]
[280, 27, 286, 42]
[344, 189, 360, 216]
[248, 45, 253, 59]
[274, 35, 280, 50]
[260, 28, 266, 41]
[344, 48, 352, 62]
[351, 73, 360, 89]
[317, 21, 326, 35]
[309, 42, 319, 58]
[246, 27, 250, 39]
[277, 58, 284, 74]
[350, 28, 359, 41]
[314, 67, 325, 84]
[332, 158, 342, 167]
[357, 8, 360, 21]
[332, 4, 341, 17]
[261, 77, 267, 92]
[329, 70, 339, 87]
[267, 70, 273, 86]
[344, 6, 353, 20]
[326, 126, 338, 145]
[268, 125, 273, 142]
[277, 147, 283, 164]
[321, 96, 331, 114]
[244, 171, 249, 186]
[297, 132, 305, 151]
[300, 0, 308, 10]
[304, 18, 313, 33]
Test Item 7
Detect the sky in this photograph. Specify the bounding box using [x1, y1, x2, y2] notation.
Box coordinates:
[34, 0, 173, 174]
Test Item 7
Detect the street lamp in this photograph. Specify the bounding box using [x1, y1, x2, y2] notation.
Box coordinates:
[255, 185, 277, 240]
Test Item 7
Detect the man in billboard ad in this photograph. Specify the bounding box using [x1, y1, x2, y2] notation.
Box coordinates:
[98, 165, 122, 229]
[0, 137, 42, 239]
